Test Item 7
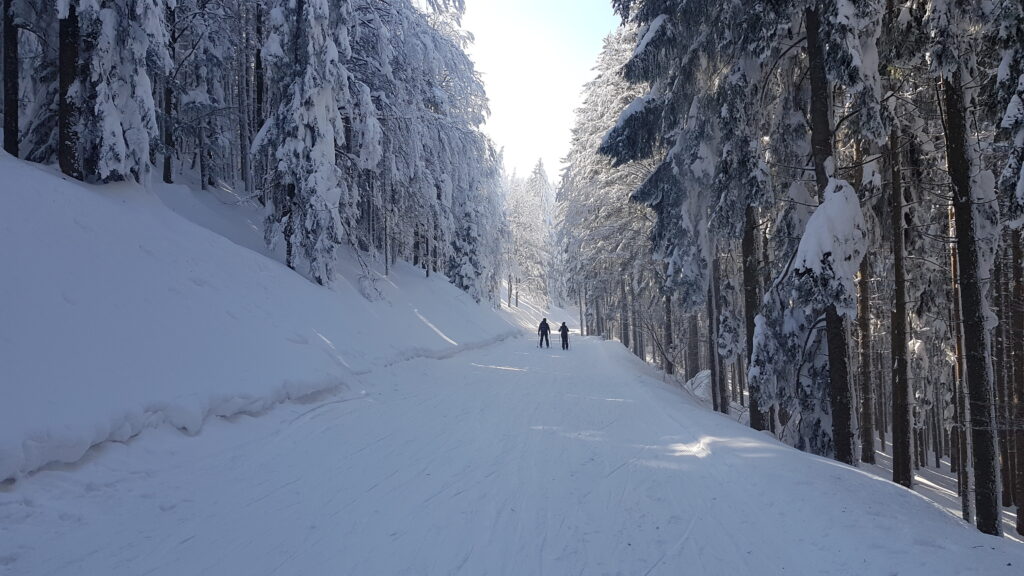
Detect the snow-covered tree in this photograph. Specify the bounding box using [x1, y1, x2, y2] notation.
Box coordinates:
[75, 0, 170, 182]
[506, 162, 553, 305]
[255, 0, 354, 285]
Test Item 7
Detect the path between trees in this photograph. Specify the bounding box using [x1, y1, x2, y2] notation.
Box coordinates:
[2, 334, 1022, 575]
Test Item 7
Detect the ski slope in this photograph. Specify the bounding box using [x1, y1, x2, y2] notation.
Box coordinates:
[3, 334, 1023, 575]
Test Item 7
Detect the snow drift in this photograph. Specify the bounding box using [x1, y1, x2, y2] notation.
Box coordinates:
[0, 154, 517, 481]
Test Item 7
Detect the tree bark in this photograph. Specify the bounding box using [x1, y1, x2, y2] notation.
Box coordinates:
[708, 288, 720, 412]
[3, 0, 18, 156]
[631, 283, 642, 357]
[58, 3, 81, 179]
[736, 357, 746, 406]
[943, 72, 1001, 535]
[710, 256, 728, 414]
[198, 122, 209, 190]
[284, 184, 296, 271]
[664, 290, 674, 375]
[743, 205, 766, 430]
[687, 314, 700, 381]
[620, 278, 631, 348]
[1013, 230, 1024, 535]
[806, 8, 854, 465]
[995, 247, 1013, 506]
[254, 5, 265, 129]
[890, 129, 912, 487]
[578, 289, 585, 336]
[715, 258, 729, 414]
[950, 208, 972, 523]
[162, 5, 175, 184]
[858, 254, 875, 464]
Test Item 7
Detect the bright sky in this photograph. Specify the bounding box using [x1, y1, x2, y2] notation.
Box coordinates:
[461, 1, 621, 181]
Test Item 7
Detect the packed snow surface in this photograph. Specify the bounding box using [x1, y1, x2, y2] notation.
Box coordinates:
[3, 336, 1022, 575]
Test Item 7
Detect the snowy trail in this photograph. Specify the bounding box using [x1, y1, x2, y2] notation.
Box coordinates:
[2, 335, 1022, 575]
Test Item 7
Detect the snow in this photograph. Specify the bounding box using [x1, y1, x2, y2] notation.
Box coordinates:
[633, 13, 667, 58]
[791, 177, 867, 315]
[1, 155, 1022, 573]
[609, 92, 652, 136]
[3, 336, 1022, 574]
[0, 154, 518, 482]
[864, 449, 1022, 544]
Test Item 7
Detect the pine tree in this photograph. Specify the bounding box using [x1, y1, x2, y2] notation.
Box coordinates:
[57, 0, 80, 179]
[922, 0, 1003, 536]
[256, 0, 353, 284]
[75, 0, 170, 182]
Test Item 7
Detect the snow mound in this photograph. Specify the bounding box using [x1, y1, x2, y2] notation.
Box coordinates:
[0, 155, 519, 481]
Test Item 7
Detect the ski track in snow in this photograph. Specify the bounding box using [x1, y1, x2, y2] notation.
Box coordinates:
[2, 335, 1023, 575]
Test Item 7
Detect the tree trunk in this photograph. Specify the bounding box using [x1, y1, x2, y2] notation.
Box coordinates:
[877, 340, 888, 453]
[687, 314, 700, 381]
[620, 278, 630, 348]
[58, 3, 81, 179]
[254, 5, 264, 129]
[424, 232, 431, 278]
[578, 289, 585, 337]
[664, 290, 675, 375]
[199, 123, 209, 190]
[237, 4, 252, 197]
[631, 284, 642, 357]
[950, 210, 973, 524]
[731, 361, 739, 404]
[995, 248, 1013, 506]
[3, 0, 18, 156]
[743, 205, 766, 430]
[858, 254, 876, 464]
[736, 357, 746, 406]
[713, 257, 728, 414]
[943, 72, 1001, 536]
[162, 5, 175, 184]
[806, 8, 853, 465]
[890, 129, 913, 488]
[284, 184, 296, 271]
[805, 9, 832, 191]
[932, 385, 943, 469]
[708, 287, 720, 412]
[1013, 231, 1024, 535]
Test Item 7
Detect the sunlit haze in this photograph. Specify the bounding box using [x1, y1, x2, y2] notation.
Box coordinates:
[462, 1, 621, 179]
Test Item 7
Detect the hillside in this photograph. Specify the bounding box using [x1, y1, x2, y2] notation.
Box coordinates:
[0, 154, 521, 482]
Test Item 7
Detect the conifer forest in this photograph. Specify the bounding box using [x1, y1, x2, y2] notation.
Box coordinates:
[3, 0, 1024, 560]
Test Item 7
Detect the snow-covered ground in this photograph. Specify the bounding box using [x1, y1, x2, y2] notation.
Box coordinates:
[866, 445, 1021, 543]
[682, 372, 1023, 541]
[0, 155, 519, 482]
[3, 335, 1022, 575]
[2, 154, 1023, 574]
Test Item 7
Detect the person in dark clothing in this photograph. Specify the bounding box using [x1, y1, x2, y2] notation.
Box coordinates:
[559, 322, 570, 350]
[538, 318, 550, 348]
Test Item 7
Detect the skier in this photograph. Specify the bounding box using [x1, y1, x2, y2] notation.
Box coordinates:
[538, 318, 551, 348]
[559, 322, 570, 350]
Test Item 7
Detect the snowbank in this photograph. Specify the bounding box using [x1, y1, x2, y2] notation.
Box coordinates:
[0, 155, 519, 481]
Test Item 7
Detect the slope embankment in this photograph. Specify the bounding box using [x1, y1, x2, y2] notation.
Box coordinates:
[0, 155, 520, 481]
